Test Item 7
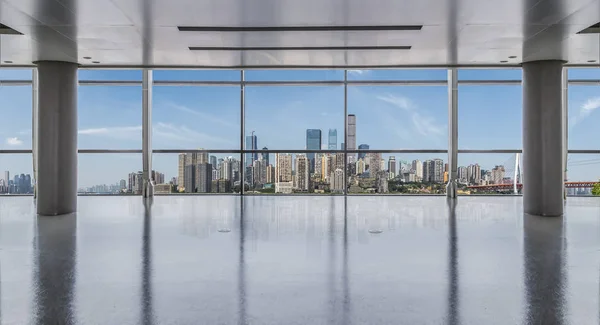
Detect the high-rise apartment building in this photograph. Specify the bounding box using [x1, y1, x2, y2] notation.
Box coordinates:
[412, 160, 423, 181]
[245, 133, 258, 166]
[467, 164, 482, 185]
[276, 153, 293, 182]
[306, 129, 322, 172]
[266, 165, 276, 184]
[328, 129, 337, 150]
[458, 166, 468, 183]
[295, 154, 311, 192]
[184, 165, 195, 193]
[253, 159, 267, 187]
[376, 171, 389, 193]
[491, 165, 506, 184]
[367, 152, 382, 176]
[433, 159, 444, 183]
[321, 154, 330, 181]
[358, 144, 369, 160]
[347, 114, 356, 160]
[178, 154, 186, 190]
[331, 168, 345, 193]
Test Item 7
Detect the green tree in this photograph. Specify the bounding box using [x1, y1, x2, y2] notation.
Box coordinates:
[592, 183, 600, 196]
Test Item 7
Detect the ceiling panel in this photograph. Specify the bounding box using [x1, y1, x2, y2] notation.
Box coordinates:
[0, 0, 599, 67]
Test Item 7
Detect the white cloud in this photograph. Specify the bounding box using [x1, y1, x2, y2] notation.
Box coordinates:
[348, 70, 367, 75]
[573, 97, 600, 125]
[78, 126, 142, 139]
[166, 103, 236, 128]
[153, 122, 234, 146]
[5, 137, 23, 146]
[376, 93, 445, 139]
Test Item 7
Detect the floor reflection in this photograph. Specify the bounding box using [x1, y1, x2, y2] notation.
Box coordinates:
[523, 214, 567, 324]
[33, 213, 77, 325]
[1, 196, 596, 324]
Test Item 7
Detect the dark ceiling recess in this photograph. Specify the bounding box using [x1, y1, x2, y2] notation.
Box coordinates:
[189, 45, 411, 51]
[179, 25, 422, 32]
[578, 22, 600, 34]
[0, 23, 23, 35]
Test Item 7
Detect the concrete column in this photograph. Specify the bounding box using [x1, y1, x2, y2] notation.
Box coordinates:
[142, 69, 154, 198]
[522, 60, 564, 216]
[36, 61, 78, 216]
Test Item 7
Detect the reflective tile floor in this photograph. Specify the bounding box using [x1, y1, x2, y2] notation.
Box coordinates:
[1, 196, 600, 325]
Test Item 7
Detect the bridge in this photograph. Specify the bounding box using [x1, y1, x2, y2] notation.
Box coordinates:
[467, 182, 598, 191]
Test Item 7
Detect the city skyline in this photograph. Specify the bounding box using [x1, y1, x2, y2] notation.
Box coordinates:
[2, 69, 600, 187]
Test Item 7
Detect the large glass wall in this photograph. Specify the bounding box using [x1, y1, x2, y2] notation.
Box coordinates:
[1, 67, 600, 196]
[0, 69, 33, 195]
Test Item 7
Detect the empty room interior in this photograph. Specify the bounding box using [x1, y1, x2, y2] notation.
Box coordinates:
[1, 0, 600, 324]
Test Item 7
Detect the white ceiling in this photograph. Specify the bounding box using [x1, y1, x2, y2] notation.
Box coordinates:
[1, 0, 600, 67]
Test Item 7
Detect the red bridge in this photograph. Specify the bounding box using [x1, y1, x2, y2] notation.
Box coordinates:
[467, 182, 598, 191]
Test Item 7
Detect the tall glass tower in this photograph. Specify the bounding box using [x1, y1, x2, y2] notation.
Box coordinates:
[245, 133, 257, 166]
[328, 129, 337, 150]
[306, 129, 322, 172]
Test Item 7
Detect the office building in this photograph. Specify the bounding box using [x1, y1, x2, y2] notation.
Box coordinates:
[4, 2, 598, 322]
[210, 156, 217, 170]
[328, 129, 337, 150]
[295, 154, 311, 192]
[306, 129, 322, 172]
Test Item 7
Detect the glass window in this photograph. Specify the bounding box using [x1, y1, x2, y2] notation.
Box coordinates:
[243, 151, 344, 195]
[0, 154, 33, 195]
[78, 85, 142, 149]
[458, 85, 522, 149]
[78, 154, 142, 194]
[0, 68, 33, 80]
[457, 153, 521, 195]
[153, 70, 241, 81]
[347, 69, 447, 81]
[245, 86, 344, 150]
[152, 152, 240, 194]
[458, 69, 521, 80]
[153, 86, 240, 150]
[347, 86, 447, 149]
[79, 70, 142, 81]
[568, 68, 600, 80]
[568, 85, 600, 150]
[0, 85, 32, 149]
[566, 154, 600, 196]
[245, 70, 343, 81]
[348, 153, 447, 194]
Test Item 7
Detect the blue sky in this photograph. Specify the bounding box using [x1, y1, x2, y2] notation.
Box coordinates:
[1, 68, 600, 187]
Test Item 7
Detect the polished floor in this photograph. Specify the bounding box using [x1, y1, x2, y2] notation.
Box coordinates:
[1, 196, 599, 325]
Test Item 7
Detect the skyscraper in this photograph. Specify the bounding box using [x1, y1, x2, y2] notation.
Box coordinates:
[306, 129, 322, 172]
[4, 171, 9, 188]
[266, 165, 276, 184]
[433, 159, 444, 183]
[491, 165, 506, 184]
[423, 160, 432, 183]
[196, 163, 212, 193]
[184, 164, 195, 193]
[347, 114, 356, 160]
[328, 129, 337, 150]
[388, 156, 397, 176]
[245, 133, 258, 166]
[358, 144, 369, 160]
[210, 156, 217, 170]
[295, 154, 311, 192]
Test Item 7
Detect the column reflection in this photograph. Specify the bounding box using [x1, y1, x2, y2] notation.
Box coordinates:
[523, 214, 567, 324]
[33, 213, 77, 325]
[446, 199, 459, 325]
[141, 199, 155, 325]
[238, 197, 247, 325]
